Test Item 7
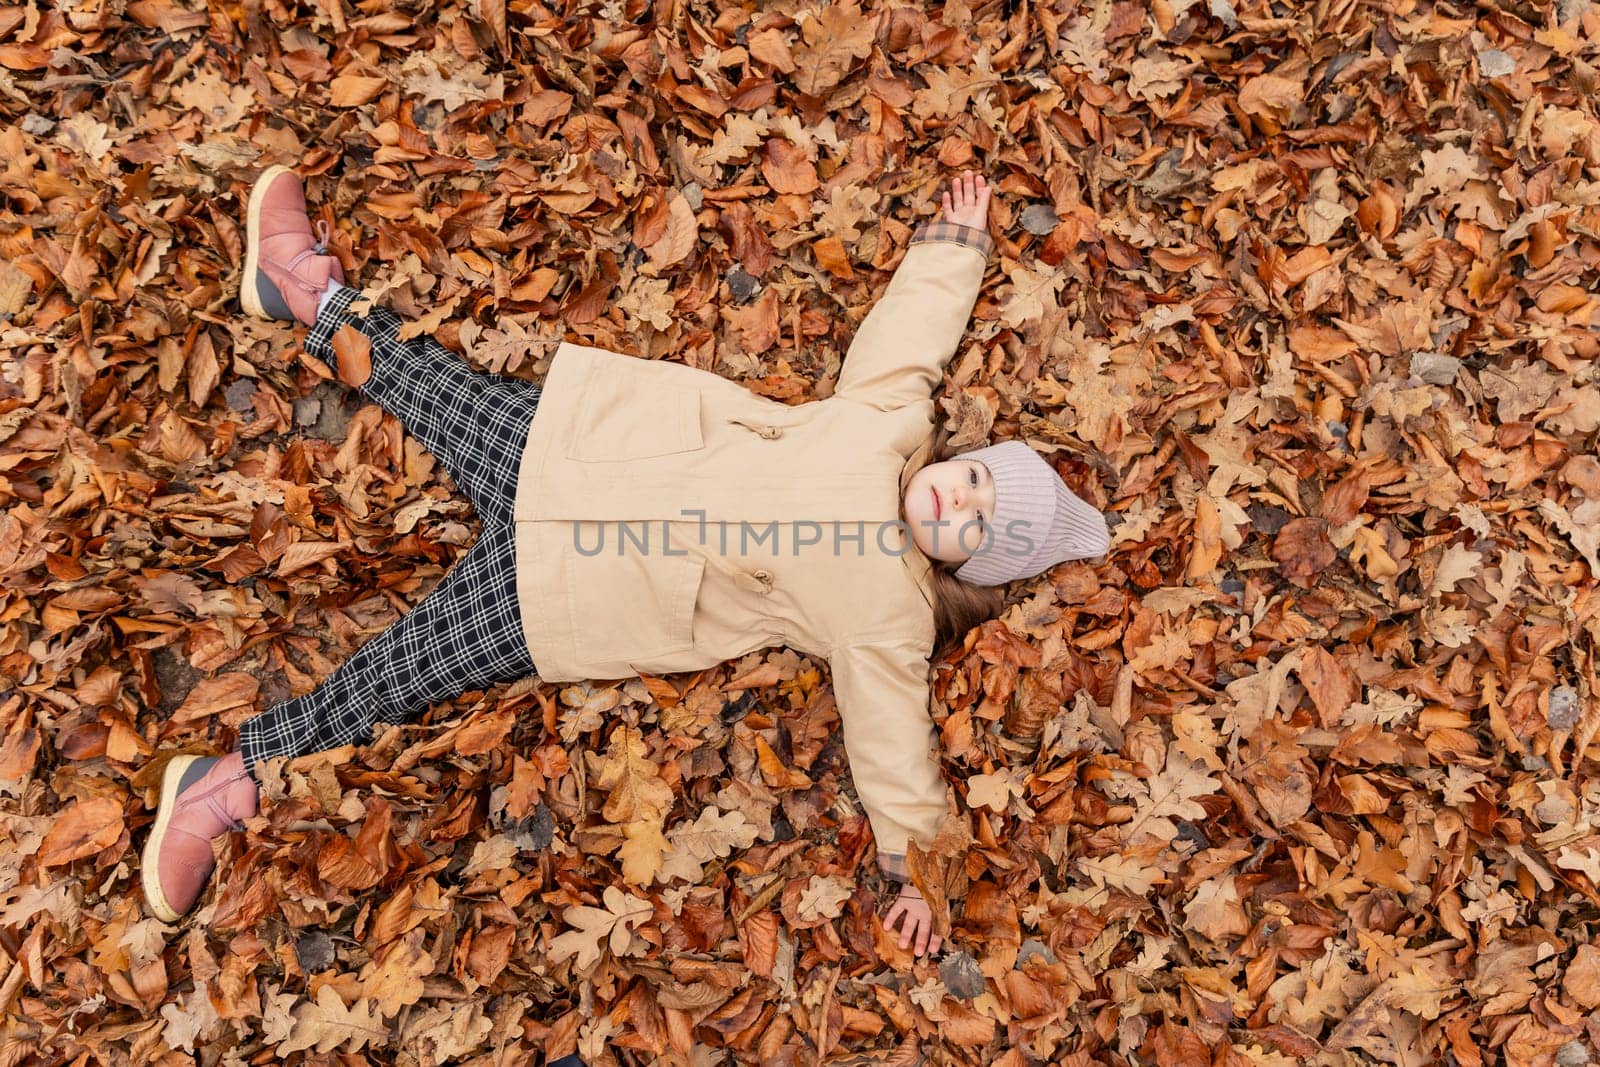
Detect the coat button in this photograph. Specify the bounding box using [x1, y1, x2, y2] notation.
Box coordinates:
[758, 426, 782, 439]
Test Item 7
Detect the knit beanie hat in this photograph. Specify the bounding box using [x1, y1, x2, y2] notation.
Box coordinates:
[950, 441, 1110, 586]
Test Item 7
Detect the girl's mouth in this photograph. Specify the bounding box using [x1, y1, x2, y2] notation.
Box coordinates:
[932, 487, 941, 519]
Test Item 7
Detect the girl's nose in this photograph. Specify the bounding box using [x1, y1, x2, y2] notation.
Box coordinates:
[950, 484, 965, 510]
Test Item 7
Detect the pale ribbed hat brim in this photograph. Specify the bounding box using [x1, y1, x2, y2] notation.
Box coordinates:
[951, 441, 1110, 586]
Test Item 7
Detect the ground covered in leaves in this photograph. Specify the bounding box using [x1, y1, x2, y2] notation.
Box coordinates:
[3, 0, 1600, 1062]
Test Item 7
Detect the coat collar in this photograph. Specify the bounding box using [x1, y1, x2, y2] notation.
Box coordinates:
[897, 437, 938, 613]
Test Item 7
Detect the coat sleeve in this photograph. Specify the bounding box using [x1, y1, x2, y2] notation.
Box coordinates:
[828, 638, 951, 883]
[833, 222, 994, 412]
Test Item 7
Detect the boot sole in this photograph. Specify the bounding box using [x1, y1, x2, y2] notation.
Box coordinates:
[140, 753, 206, 923]
[241, 164, 296, 322]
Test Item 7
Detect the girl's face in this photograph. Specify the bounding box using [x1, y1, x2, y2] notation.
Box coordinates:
[902, 459, 996, 563]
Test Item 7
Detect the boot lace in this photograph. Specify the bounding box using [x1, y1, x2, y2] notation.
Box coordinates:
[169, 769, 253, 843]
[271, 220, 336, 294]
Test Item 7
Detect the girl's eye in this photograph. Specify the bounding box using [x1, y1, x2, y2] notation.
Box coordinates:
[969, 468, 977, 486]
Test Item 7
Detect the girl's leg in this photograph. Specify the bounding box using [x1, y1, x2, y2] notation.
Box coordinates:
[236, 517, 532, 776]
[306, 285, 540, 516]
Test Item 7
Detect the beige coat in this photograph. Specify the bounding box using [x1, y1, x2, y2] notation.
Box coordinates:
[511, 222, 994, 880]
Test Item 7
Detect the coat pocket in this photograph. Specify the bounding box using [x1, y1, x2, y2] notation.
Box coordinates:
[564, 540, 705, 667]
[565, 377, 704, 462]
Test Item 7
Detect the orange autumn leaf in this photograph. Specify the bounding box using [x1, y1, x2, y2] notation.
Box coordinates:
[39, 796, 123, 867]
[760, 138, 818, 195]
[329, 75, 387, 107]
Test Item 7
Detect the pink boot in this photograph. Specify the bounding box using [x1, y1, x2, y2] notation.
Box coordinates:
[241, 165, 346, 327]
[141, 750, 260, 922]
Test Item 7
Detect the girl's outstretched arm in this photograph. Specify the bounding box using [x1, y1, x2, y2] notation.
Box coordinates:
[832, 169, 994, 411]
[828, 639, 951, 957]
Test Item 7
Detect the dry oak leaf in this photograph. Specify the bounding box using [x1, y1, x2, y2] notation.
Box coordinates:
[791, 2, 874, 96]
[597, 723, 675, 824]
[1185, 877, 1250, 942]
[1384, 959, 1458, 1020]
[619, 819, 667, 886]
[1270, 945, 1362, 1032]
[548, 885, 654, 972]
[170, 67, 254, 131]
[1127, 626, 1193, 677]
[360, 929, 432, 1018]
[1302, 168, 1353, 245]
[1077, 849, 1165, 895]
[797, 874, 854, 922]
[0, 882, 78, 928]
[700, 111, 772, 167]
[813, 183, 878, 243]
[1556, 844, 1600, 882]
[1427, 543, 1482, 599]
[913, 62, 999, 121]
[617, 273, 675, 329]
[117, 916, 173, 969]
[998, 262, 1066, 331]
[1124, 753, 1222, 845]
[965, 770, 1023, 813]
[401, 1000, 495, 1061]
[1057, 17, 1110, 82]
[278, 985, 387, 1055]
[1405, 143, 1489, 211]
[400, 57, 503, 111]
[468, 316, 552, 376]
[462, 835, 519, 877]
[1333, 303, 1432, 360]
[160, 978, 223, 1052]
[1126, 53, 1196, 101]
[657, 806, 760, 885]
[260, 987, 298, 1046]
[39, 795, 123, 867]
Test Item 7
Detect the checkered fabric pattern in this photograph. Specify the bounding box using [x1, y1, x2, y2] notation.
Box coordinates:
[908, 220, 995, 259]
[236, 286, 539, 778]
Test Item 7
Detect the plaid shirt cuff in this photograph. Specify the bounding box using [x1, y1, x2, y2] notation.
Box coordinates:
[879, 851, 911, 882]
[909, 220, 995, 260]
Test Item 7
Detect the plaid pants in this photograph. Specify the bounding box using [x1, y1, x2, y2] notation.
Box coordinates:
[237, 286, 540, 779]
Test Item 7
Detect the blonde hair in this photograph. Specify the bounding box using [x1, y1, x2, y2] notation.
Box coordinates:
[903, 417, 1008, 663]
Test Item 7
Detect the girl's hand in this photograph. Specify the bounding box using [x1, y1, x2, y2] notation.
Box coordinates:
[939, 171, 991, 231]
[884, 883, 944, 957]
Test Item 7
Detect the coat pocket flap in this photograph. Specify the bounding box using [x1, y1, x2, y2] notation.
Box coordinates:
[563, 540, 705, 664]
[565, 379, 704, 462]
